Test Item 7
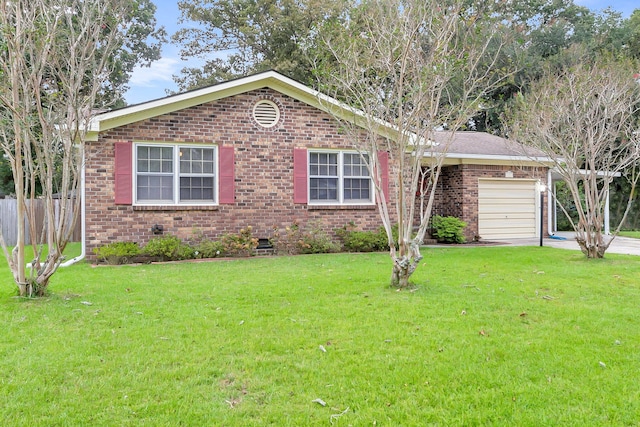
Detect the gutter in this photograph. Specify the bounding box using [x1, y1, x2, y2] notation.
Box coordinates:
[60, 152, 86, 267]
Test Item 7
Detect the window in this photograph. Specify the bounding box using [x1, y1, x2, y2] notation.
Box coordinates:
[135, 144, 217, 204]
[309, 151, 372, 204]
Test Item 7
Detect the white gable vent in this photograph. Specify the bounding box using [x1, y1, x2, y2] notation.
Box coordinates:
[253, 100, 280, 128]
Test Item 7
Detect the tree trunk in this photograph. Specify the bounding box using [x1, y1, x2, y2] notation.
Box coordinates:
[390, 241, 423, 288]
[576, 223, 608, 259]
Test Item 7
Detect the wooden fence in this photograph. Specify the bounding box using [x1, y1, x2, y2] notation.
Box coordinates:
[0, 199, 82, 246]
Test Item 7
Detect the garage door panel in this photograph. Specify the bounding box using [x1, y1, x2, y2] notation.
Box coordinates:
[479, 213, 536, 221]
[478, 179, 538, 239]
[480, 189, 536, 198]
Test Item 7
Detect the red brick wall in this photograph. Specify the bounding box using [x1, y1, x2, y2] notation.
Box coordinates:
[84, 89, 392, 259]
[433, 164, 548, 241]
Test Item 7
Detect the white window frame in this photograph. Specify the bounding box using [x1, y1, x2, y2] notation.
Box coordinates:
[308, 149, 374, 206]
[133, 142, 218, 206]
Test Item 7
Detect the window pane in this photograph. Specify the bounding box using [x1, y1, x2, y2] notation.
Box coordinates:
[309, 152, 337, 178]
[344, 153, 369, 177]
[310, 177, 338, 200]
[138, 146, 173, 173]
[137, 175, 173, 201]
[149, 159, 161, 173]
[161, 157, 173, 173]
[137, 147, 148, 159]
[180, 177, 215, 201]
[180, 147, 215, 176]
[343, 178, 371, 201]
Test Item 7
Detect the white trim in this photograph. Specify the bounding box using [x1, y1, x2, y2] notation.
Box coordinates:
[435, 152, 554, 163]
[133, 142, 219, 206]
[307, 149, 375, 206]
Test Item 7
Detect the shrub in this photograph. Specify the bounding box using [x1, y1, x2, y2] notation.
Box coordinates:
[143, 234, 195, 261]
[189, 229, 225, 259]
[93, 242, 140, 265]
[270, 222, 303, 255]
[431, 215, 467, 244]
[271, 221, 339, 255]
[336, 223, 393, 252]
[219, 226, 258, 257]
[298, 221, 340, 254]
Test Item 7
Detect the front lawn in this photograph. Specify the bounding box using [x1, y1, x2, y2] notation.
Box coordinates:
[619, 230, 640, 239]
[1, 247, 639, 425]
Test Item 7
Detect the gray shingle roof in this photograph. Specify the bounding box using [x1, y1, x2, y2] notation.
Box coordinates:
[433, 131, 548, 159]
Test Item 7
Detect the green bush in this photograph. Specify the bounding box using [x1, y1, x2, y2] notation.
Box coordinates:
[143, 234, 195, 261]
[298, 221, 340, 254]
[93, 242, 140, 265]
[431, 215, 467, 244]
[189, 229, 225, 258]
[219, 226, 258, 257]
[336, 223, 393, 252]
[271, 221, 339, 255]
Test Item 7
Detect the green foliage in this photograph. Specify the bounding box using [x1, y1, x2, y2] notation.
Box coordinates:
[92, 241, 140, 265]
[188, 229, 225, 259]
[431, 215, 467, 244]
[3, 248, 640, 424]
[218, 226, 259, 257]
[102, 0, 166, 107]
[271, 221, 339, 255]
[336, 222, 393, 252]
[171, 0, 348, 90]
[142, 234, 195, 261]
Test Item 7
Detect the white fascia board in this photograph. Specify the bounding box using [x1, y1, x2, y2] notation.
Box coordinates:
[89, 72, 281, 132]
[424, 152, 555, 164]
[550, 167, 622, 180]
[88, 70, 412, 145]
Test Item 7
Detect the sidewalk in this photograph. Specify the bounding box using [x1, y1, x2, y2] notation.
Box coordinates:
[492, 232, 640, 256]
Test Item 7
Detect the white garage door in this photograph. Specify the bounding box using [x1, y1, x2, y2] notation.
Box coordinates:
[478, 179, 538, 239]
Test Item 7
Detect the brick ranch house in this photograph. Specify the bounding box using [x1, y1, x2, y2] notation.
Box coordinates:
[81, 71, 554, 261]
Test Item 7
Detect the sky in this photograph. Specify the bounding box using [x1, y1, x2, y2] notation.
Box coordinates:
[123, 0, 639, 106]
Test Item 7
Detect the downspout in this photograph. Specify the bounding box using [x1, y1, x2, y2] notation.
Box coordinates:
[60, 152, 86, 267]
[547, 168, 553, 234]
[604, 182, 611, 235]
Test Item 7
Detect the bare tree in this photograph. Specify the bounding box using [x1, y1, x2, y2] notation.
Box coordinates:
[505, 54, 640, 258]
[0, 0, 130, 296]
[313, 0, 514, 287]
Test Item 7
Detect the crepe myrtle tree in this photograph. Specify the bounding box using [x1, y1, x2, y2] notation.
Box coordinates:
[0, 0, 134, 296]
[313, 0, 516, 288]
[505, 52, 640, 258]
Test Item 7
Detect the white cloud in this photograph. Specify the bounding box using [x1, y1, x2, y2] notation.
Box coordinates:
[129, 57, 180, 87]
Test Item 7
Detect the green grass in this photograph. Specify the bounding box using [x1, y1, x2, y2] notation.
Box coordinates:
[619, 230, 640, 239]
[1, 247, 640, 425]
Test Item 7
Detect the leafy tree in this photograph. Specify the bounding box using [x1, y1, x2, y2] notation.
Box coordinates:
[626, 9, 640, 60]
[172, 0, 349, 90]
[103, 0, 166, 108]
[504, 51, 640, 258]
[314, 0, 515, 287]
[0, 0, 149, 296]
[0, 0, 165, 197]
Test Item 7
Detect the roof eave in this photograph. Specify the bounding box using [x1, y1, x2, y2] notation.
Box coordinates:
[88, 70, 401, 141]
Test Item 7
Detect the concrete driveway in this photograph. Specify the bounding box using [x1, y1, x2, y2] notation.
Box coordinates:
[493, 231, 640, 256]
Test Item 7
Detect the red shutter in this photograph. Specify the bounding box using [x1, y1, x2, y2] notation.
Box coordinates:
[218, 146, 235, 204]
[377, 150, 389, 202]
[114, 142, 132, 205]
[293, 148, 308, 204]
